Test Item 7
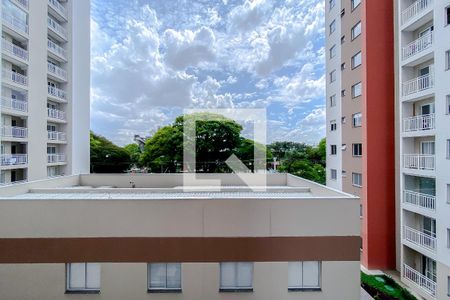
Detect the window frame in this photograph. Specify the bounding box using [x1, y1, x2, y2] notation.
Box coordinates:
[148, 263, 182, 293]
[447, 139, 450, 159]
[219, 262, 254, 293]
[351, 21, 362, 40]
[352, 143, 362, 157]
[446, 95, 450, 114]
[329, 0, 336, 11]
[331, 145, 337, 155]
[351, 0, 361, 11]
[446, 6, 450, 26]
[330, 120, 337, 131]
[352, 172, 362, 187]
[352, 82, 362, 98]
[330, 94, 336, 107]
[66, 263, 101, 294]
[446, 50, 450, 71]
[330, 70, 336, 83]
[330, 169, 337, 180]
[330, 45, 336, 59]
[287, 261, 322, 292]
[352, 51, 362, 69]
[329, 19, 336, 35]
[352, 113, 362, 127]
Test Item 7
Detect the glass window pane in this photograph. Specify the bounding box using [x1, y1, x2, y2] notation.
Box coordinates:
[68, 263, 86, 289]
[150, 263, 167, 288]
[86, 263, 101, 289]
[166, 263, 181, 289]
[220, 263, 236, 288]
[303, 261, 320, 287]
[237, 263, 253, 288]
[288, 262, 302, 287]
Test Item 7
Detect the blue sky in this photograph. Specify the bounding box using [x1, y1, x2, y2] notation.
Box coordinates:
[91, 0, 326, 146]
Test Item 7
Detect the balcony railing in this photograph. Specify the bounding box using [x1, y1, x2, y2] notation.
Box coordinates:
[1, 97, 27, 112]
[2, 68, 28, 86]
[1, 125, 27, 138]
[47, 108, 66, 120]
[48, 85, 67, 100]
[2, 11, 28, 35]
[403, 154, 435, 170]
[402, 32, 433, 61]
[403, 264, 436, 297]
[403, 114, 435, 132]
[403, 190, 436, 211]
[403, 226, 436, 251]
[402, 73, 434, 97]
[47, 62, 67, 80]
[13, 0, 28, 10]
[47, 130, 66, 142]
[48, 0, 68, 18]
[47, 153, 66, 164]
[47, 39, 67, 60]
[0, 154, 28, 166]
[2, 38, 28, 61]
[47, 17, 67, 40]
[401, 0, 433, 26]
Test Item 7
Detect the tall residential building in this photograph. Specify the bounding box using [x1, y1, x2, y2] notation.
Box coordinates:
[397, 0, 450, 298]
[0, 0, 90, 186]
[325, 0, 396, 270]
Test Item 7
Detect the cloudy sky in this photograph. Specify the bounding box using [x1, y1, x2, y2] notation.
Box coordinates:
[91, 0, 326, 146]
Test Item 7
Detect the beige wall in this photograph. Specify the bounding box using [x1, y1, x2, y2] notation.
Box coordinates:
[0, 261, 360, 300]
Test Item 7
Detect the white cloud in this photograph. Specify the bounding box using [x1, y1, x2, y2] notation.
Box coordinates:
[227, 0, 272, 33]
[192, 76, 235, 108]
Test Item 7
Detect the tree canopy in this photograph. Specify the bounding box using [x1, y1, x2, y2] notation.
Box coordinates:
[90, 132, 131, 173]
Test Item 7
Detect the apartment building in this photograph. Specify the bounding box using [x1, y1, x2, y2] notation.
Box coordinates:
[325, 0, 396, 270]
[0, 0, 90, 186]
[397, 0, 450, 298]
[0, 173, 361, 299]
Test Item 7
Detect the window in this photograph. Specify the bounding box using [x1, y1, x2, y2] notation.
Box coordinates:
[66, 263, 100, 293]
[330, 94, 336, 107]
[447, 140, 450, 159]
[330, 70, 336, 83]
[448, 229, 450, 248]
[220, 262, 253, 292]
[352, 82, 362, 98]
[352, 143, 362, 156]
[447, 276, 450, 297]
[352, 51, 362, 68]
[447, 95, 450, 114]
[330, 45, 336, 58]
[330, 120, 337, 131]
[329, 20, 336, 35]
[330, 169, 337, 180]
[331, 145, 337, 155]
[351, 22, 361, 40]
[447, 184, 450, 203]
[446, 50, 450, 70]
[352, 173, 362, 187]
[288, 262, 321, 291]
[352, 113, 362, 127]
[148, 263, 181, 292]
[329, 0, 335, 10]
[351, 0, 361, 10]
[446, 6, 450, 26]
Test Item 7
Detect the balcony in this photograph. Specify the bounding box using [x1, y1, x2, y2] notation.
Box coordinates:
[47, 39, 67, 61]
[47, 130, 66, 142]
[47, 62, 67, 81]
[2, 11, 28, 36]
[2, 38, 28, 62]
[401, 0, 433, 27]
[403, 114, 435, 132]
[402, 32, 433, 62]
[47, 153, 66, 164]
[1, 97, 27, 113]
[403, 190, 436, 211]
[0, 154, 27, 166]
[13, 0, 28, 10]
[47, 17, 67, 41]
[2, 68, 28, 87]
[47, 108, 66, 121]
[403, 154, 435, 170]
[403, 264, 436, 298]
[48, 85, 67, 101]
[402, 73, 434, 98]
[48, 0, 68, 20]
[1, 125, 27, 139]
[403, 226, 436, 252]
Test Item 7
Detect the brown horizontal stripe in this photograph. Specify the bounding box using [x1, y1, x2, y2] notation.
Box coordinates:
[0, 236, 360, 264]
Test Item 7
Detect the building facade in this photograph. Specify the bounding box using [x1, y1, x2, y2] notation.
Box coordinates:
[397, 0, 450, 298]
[0, 0, 90, 186]
[0, 173, 361, 299]
[325, 0, 396, 270]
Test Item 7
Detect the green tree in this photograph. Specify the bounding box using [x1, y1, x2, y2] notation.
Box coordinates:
[124, 143, 142, 166]
[90, 132, 131, 173]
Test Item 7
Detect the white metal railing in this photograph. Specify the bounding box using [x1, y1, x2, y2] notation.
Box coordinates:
[403, 154, 435, 170]
[402, 73, 434, 97]
[401, 0, 433, 25]
[1, 125, 27, 138]
[403, 114, 435, 132]
[47, 39, 67, 60]
[47, 130, 66, 142]
[48, 0, 68, 18]
[403, 264, 436, 297]
[403, 226, 436, 251]
[47, 17, 67, 39]
[0, 154, 27, 166]
[2, 38, 28, 61]
[48, 85, 67, 100]
[402, 32, 433, 60]
[0, 179, 27, 186]
[13, 0, 28, 9]
[2, 68, 28, 86]
[2, 11, 28, 35]
[403, 190, 436, 211]
[47, 62, 67, 80]
[1, 97, 27, 112]
[47, 108, 66, 120]
[47, 153, 66, 164]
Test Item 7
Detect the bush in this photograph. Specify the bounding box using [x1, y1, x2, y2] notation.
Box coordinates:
[361, 272, 416, 300]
